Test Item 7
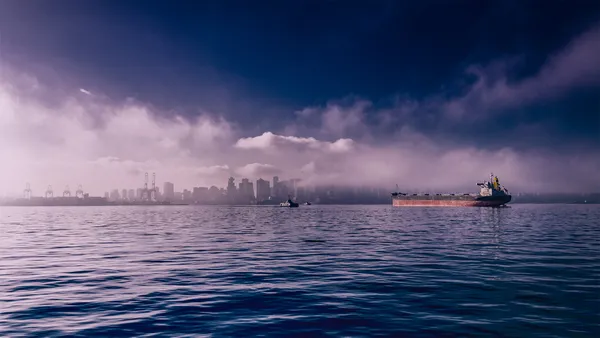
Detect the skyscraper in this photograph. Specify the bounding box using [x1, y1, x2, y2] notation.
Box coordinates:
[174, 192, 183, 201]
[128, 189, 135, 200]
[110, 189, 120, 201]
[226, 177, 237, 202]
[272, 176, 279, 198]
[256, 178, 270, 202]
[239, 178, 255, 201]
[183, 189, 192, 201]
[163, 182, 175, 201]
[193, 187, 208, 203]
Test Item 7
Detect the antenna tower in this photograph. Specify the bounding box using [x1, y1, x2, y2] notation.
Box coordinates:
[142, 172, 149, 201]
[151, 172, 156, 201]
[45, 185, 53, 198]
[63, 185, 71, 197]
[23, 183, 32, 199]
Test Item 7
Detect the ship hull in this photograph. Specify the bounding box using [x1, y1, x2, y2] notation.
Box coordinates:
[392, 195, 511, 207]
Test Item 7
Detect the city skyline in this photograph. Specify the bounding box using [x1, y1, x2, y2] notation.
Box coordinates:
[1, 1, 599, 195]
[6, 172, 598, 206]
[9, 171, 600, 202]
[5, 173, 366, 200]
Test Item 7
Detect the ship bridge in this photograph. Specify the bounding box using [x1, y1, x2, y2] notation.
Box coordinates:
[477, 173, 509, 197]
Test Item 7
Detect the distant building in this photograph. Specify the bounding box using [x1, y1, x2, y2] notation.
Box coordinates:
[256, 178, 270, 202]
[226, 177, 237, 202]
[239, 178, 254, 201]
[247, 181, 254, 199]
[193, 187, 208, 203]
[208, 186, 221, 202]
[296, 186, 308, 202]
[128, 189, 135, 200]
[227, 177, 236, 193]
[121, 189, 128, 201]
[174, 191, 183, 201]
[272, 176, 279, 197]
[290, 179, 301, 197]
[110, 189, 120, 201]
[278, 180, 294, 197]
[183, 189, 192, 201]
[136, 188, 143, 200]
[163, 182, 175, 201]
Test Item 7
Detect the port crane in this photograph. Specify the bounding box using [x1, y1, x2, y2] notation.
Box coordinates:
[45, 185, 53, 198]
[23, 183, 32, 199]
[75, 185, 84, 198]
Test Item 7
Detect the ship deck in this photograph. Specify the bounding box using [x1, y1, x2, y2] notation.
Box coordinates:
[392, 194, 478, 201]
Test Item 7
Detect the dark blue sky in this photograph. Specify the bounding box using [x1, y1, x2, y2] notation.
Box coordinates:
[1, 0, 599, 149]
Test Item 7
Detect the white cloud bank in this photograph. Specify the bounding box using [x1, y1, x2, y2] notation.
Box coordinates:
[1, 22, 600, 196]
[0, 71, 238, 195]
[235, 132, 355, 154]
[235, 163, 282, 178]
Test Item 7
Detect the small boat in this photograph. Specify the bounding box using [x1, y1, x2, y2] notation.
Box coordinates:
[304, 202, 312, 205]
[280, 195, 299, 208]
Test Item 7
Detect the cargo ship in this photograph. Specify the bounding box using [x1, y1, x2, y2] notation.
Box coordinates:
[391, 173, 511, 207]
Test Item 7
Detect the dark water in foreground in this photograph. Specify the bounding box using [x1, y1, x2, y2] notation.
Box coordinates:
[1, 204, 598, 337]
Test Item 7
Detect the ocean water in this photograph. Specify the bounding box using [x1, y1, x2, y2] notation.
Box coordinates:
[0, 204, 598, 337]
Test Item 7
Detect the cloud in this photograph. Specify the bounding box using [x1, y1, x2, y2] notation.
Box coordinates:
[79, 88, 92, 95]
[234, 131, 355, 153]
[290, 142, 600, 193]
[235, 163, 281, 178]
[439, 22, 600, 120]
[279, 22, 600, 148]
[1, 21, 599, 196]
[229, 127, 599, 193]
[286, 98, 373, 141]
[197, 165, 230, 176]
[0, 69, 237, 194]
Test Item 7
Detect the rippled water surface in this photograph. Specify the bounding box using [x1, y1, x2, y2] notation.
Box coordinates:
[1, 204, 599, 337]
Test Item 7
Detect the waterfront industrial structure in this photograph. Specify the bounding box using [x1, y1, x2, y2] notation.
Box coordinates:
[1, 182, 109, 206]
[1, 172, 184, 206]
[23, 183, 32, 199]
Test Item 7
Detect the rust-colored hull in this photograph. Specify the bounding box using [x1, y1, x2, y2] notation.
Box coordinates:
[392, 195, 511, 207]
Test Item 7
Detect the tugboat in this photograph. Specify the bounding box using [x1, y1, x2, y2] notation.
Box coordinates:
[391, 173, 512, 207]
[280, 195, 299, 208]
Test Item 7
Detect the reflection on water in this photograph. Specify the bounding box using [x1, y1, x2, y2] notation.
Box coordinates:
[1, 204, 599, 337]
